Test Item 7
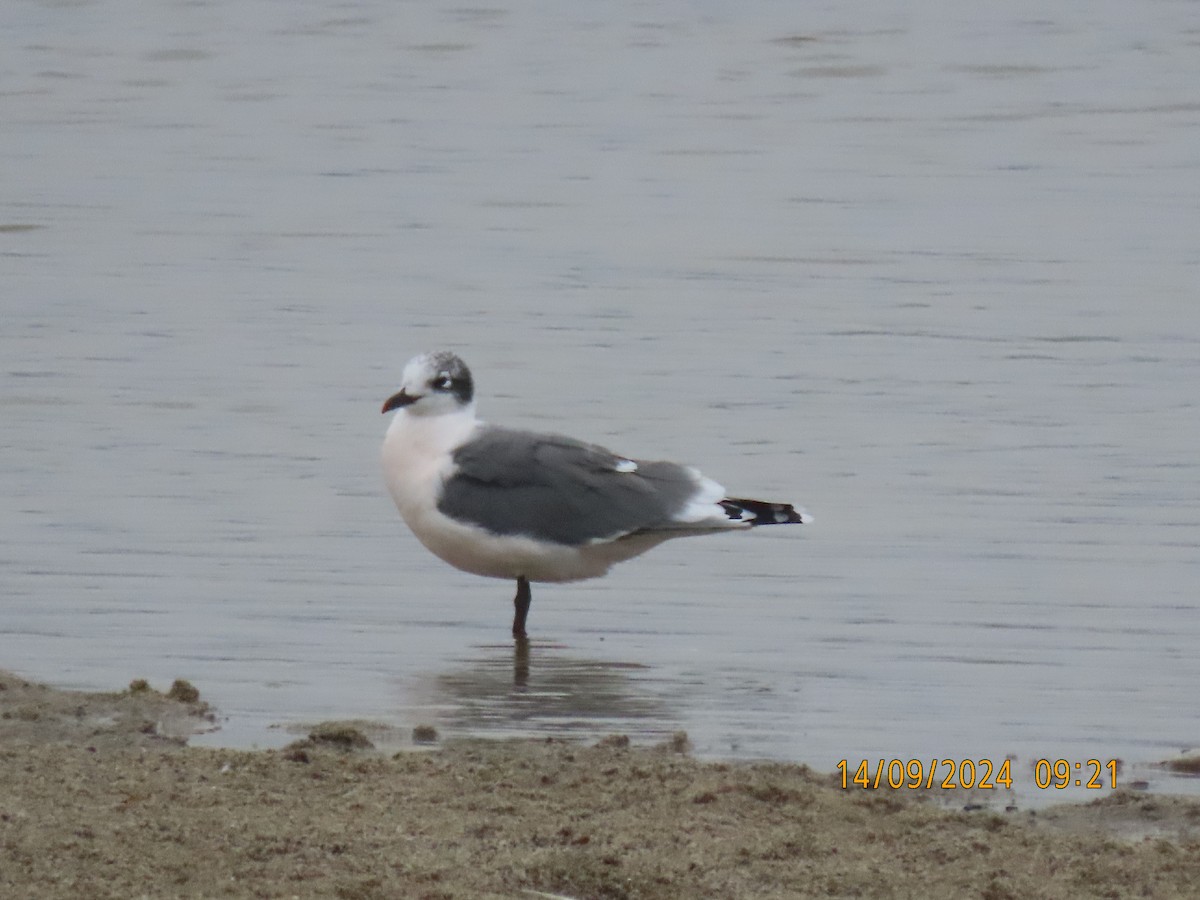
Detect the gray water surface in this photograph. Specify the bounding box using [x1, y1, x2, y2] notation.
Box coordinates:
[4, 0, 1199, 807]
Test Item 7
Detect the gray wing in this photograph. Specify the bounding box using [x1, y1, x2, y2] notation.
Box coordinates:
[437, 426, 703, 546]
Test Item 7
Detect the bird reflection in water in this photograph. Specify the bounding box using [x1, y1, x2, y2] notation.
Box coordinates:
[514, 637, 530, 688]
[431, 641, 679, 742]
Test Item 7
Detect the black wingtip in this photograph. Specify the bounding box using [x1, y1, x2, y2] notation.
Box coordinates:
[721, 498, 813, 525]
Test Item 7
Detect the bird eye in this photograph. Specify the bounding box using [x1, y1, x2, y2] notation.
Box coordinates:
[433, 373, 453, 390]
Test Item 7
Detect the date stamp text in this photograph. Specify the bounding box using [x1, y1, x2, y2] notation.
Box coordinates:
[837, 758, 1119, 791]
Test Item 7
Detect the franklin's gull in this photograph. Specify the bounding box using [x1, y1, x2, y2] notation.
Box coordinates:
[381, 351, 811, 639]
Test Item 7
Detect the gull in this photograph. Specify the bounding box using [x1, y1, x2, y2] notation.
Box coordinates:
[380, 351, 812, 639]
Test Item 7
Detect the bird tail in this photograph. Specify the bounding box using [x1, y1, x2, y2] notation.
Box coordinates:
[720, 498, 813, 526]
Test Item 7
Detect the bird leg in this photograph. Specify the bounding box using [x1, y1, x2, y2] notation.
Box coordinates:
[512, 576, 532, 640]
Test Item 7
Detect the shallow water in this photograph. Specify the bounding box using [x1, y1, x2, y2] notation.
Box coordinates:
[3, 0, 1199, 807]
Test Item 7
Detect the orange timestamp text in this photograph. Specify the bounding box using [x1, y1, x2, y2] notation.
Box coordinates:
[838, 758, 1013, 790]
[837, 758, 1120, 791]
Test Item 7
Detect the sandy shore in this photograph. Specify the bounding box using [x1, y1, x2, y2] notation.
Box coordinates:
[2, 669, 1199, 899]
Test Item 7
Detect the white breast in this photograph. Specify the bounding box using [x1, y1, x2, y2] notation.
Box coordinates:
[381, 406, 476, 524]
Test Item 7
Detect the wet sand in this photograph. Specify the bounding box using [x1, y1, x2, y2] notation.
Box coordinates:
[3, 669, 1199, 899]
